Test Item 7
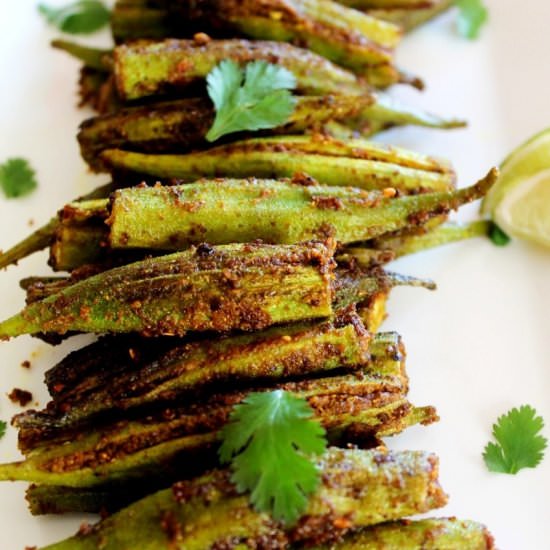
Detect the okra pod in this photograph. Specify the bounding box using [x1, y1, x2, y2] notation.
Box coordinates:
[102, 177, 460, 250]
[5, 168, 493, 274]
[114, 39, 368, 100]
[38, 447, 447, 549]
[6, 343, 437, 486]
[151, 0, 401, 73]
[315, 518, 495, 549]
[0, 241, 335, 339]
[100, 135, 456, 191]
[100, 171, 492, 249]
[78, 95, 374, 171]
[26, 315, 373, 431]
[41, 169, 493, 272]
[4, 396, 434, 488]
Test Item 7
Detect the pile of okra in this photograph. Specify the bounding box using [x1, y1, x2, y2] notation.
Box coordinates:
[0, 1, 498, 548]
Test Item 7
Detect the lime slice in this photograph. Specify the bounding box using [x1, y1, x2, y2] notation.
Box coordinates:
[481, 128, 550, 245]
[493, 169, 550, 246]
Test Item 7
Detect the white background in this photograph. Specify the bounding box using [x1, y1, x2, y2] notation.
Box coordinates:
[1, 1, 550, 548]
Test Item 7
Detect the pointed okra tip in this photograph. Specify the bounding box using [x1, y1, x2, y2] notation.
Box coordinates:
[474, 167, 499, 196]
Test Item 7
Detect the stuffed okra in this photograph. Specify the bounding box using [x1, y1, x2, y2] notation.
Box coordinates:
[37, 447, 447, 549]
[112, 0, 403, 81]
[0, 241, 336, 338]
[0, 168, 495, 272]
[99, 135, 459, 189]
[47, 170, 493, 271]
[3, 366, 436, 487]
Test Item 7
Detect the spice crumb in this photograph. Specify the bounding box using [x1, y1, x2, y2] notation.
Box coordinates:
[8, 388, 33, 407]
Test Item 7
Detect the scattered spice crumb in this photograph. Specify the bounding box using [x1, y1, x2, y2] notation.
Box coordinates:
[8, 388, 33, 407]
[28, 218, 35, 227]
[21, 360, 31, 369]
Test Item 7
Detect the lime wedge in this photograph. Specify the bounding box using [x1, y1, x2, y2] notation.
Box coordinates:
[481, 128, 550, 245]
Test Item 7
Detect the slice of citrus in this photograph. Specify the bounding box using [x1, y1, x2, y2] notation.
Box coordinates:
[481, 128, 550, 245]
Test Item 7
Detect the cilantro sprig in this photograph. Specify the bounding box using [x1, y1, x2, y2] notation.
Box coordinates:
[219, 390, 327, 525]
[0, 420, 6, 440]
[483, 405, 547, 474]
[0, 158, 38, 199]
[206, 60, 297, 142]
[456, 0, 488, 40]
[38, 1, 110, 35]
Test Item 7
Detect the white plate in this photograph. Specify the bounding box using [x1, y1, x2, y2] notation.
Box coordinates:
[1, 1, 550, 548]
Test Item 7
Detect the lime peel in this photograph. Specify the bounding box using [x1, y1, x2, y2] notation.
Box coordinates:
[494, 169, 550, 247]
[482, 128, 550, 247]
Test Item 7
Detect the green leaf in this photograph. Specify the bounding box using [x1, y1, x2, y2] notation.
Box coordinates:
[219, 390, 327, 526]
[206, 60, 297, 142]
[0, 421, 6, 440]
[483, 405, 547, 474]
[0, 158, 38, 199]
[456, 0, 488, 40]
[489, 222, 511, 246]
[38, 1, 110, 35]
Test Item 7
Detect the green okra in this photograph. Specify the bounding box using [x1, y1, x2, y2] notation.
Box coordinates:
[38, 447, 447, 549]
[40, 169, 494, 272]
[314, 518, 495, 549]
[3, 378, 436, 488]
[8, 337, 437, 487]
[103, 178, 462, 251]
[151, 0, 401, 73]
[113, 39, 368, 100]
[0, 241, 335, 339]
[25, 315, 373, 431]
[5, 167, 493, 273]
[78, 95, 374, 171]
[100, 171, 493, 250]
[100, 135, 456, 191]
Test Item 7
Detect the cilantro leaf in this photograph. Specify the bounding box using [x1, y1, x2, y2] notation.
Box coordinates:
[219, 390, 327, 525]
[206, 60, 297, 142]
[0, 158, 38, 199]
[0, 421, 6, 440]
[489, 222, 511, 246]
[38, 1, 110, 35]
[456, 0, 488, 40]
[483, 405, 547, 474]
